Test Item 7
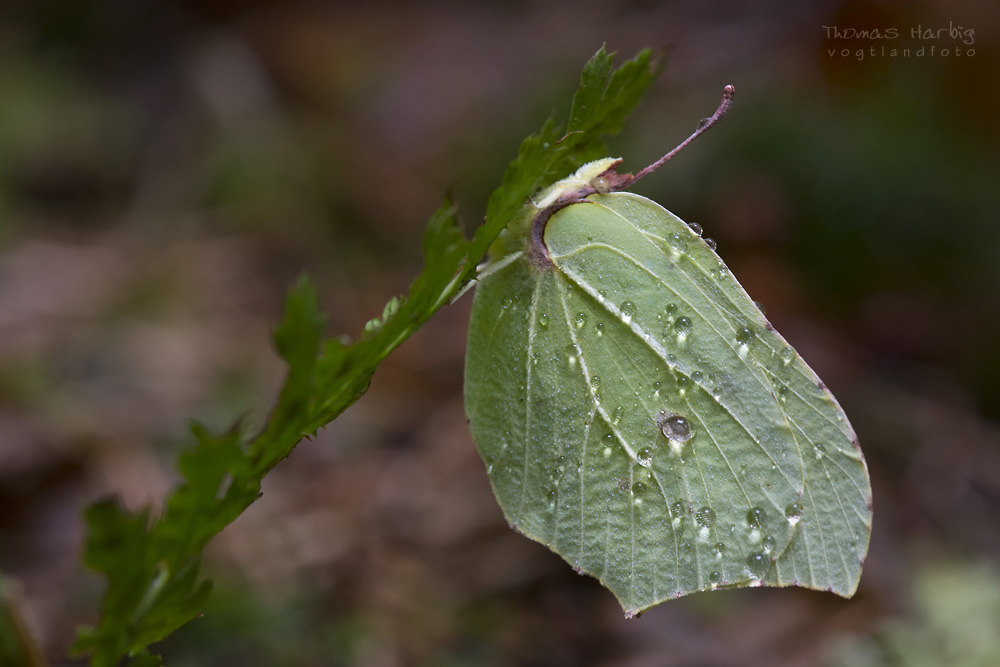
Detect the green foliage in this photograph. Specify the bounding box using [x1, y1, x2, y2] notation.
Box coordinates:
[464, 169, 872, 612]
[73, 47, 658, 665]
[828, 559, 1000, 667]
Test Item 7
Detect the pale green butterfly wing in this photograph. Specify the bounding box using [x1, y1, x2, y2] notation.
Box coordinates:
[465, 187, 872, 615]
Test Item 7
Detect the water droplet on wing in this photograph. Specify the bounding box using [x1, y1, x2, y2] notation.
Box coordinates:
[620, 301, 636, 324]
[746, 552, 769, 577]
[637, 447, 653, 467]
[673, 316, 692, 344]
[659, 414, 692, 442]
[695, 507, 716, 528]
[785, 502, 804, 525]
[746, 507, 766, 529]
[780, 346, 795, 365]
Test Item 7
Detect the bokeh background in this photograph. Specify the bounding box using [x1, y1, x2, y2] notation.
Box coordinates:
[2, 0, 999, 665]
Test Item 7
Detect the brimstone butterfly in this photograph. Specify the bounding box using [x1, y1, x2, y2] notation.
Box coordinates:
[464, 86, 872, 615]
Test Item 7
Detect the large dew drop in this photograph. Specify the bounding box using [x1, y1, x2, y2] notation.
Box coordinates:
[658, 413, 693, 456]
[659, 414, 692, 441]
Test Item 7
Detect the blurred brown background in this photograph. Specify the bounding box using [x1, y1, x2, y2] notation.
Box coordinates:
[1, 0, 999, 665]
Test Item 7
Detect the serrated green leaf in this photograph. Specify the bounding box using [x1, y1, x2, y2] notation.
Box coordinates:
[72, 502, 154, 664]
[75, 47, 661, 665]
[465, 177, 872, 614]
[273, 274, 325, 369]
[72, 278, 327, 665]
[570, 46, 656, 138]
[474, 47, 659, 270]
[568, 46, 614, 131]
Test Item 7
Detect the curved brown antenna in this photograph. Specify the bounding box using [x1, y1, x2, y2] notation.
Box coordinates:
[528, 85, 735, 267]
[627, 84, 734, 187]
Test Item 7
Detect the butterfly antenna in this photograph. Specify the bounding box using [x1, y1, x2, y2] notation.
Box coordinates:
[630, 85, 734, 185]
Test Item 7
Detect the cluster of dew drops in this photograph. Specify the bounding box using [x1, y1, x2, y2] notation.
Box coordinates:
[667, 499, 810, 587]
[533, 215, 803, 390]
[529, 215, 823, 584]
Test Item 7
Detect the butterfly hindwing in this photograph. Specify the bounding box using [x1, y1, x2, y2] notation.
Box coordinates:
[465, 183, 872, 615]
